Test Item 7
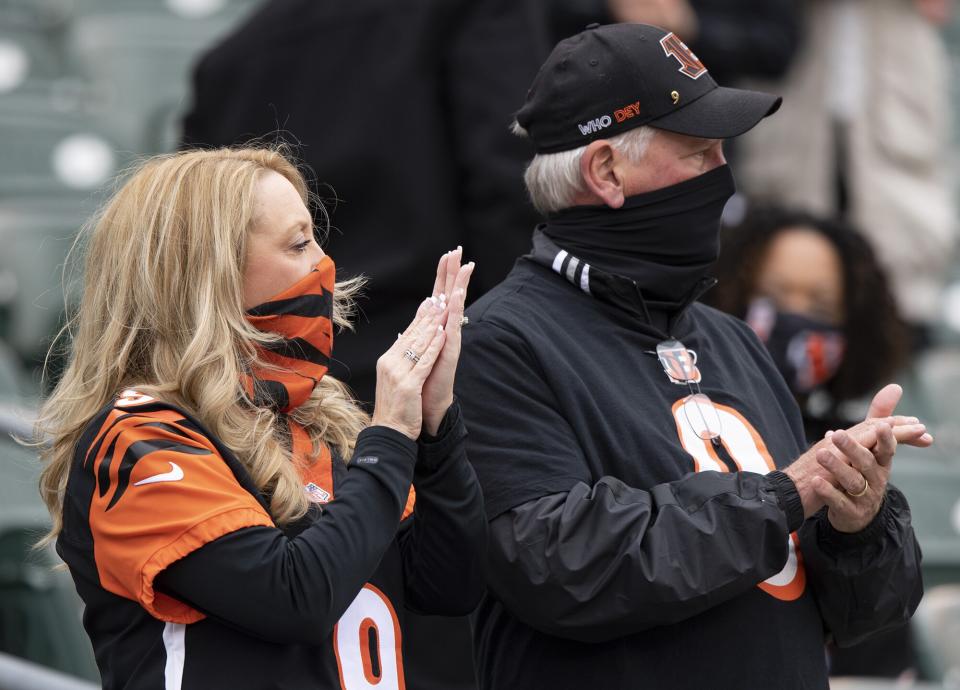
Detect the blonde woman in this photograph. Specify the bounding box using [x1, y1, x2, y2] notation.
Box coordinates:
[36, 147, 485, 689]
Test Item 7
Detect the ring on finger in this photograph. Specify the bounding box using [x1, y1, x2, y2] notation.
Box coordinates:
[460, 316, 469, 327]
[846, 476, 869, 498]
[403, 349, 421, 363]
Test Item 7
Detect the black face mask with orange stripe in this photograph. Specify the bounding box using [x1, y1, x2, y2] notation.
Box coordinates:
[542, 164, 736, 303]
[243, 256, 336, 414]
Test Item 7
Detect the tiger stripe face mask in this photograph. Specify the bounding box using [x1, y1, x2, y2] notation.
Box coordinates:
[243, 255, 336, 414]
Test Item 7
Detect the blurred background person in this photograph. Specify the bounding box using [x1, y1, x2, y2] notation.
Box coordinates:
[179, 4, 553, 689]
[544, 0, 803, 88]
[707, 205, 919, 679]
[181, 0, 548, 411]
[707, 206, 910, 443]
[735, 0, 956, 341]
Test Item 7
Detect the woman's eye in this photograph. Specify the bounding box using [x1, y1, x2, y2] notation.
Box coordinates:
[293, 240, 311, 253]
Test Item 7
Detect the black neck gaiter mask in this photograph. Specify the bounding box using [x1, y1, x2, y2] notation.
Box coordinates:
[541, 164, 736, 302]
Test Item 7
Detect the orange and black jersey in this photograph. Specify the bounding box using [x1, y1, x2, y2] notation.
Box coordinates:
[57, 393, 485, 689]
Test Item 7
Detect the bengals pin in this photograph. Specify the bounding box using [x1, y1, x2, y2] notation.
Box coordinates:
[656, 339, 702, 385]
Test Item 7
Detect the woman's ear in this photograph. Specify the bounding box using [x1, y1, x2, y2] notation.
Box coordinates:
[579, 140, 626, 209]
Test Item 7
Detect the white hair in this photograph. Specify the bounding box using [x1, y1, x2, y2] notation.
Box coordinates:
[512, 123, 656, 214]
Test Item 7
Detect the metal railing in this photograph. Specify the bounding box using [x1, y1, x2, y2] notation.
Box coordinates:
[0, 652, 98, 690]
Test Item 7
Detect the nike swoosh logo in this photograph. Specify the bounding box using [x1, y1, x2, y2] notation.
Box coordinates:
[134, 462, 184, 486]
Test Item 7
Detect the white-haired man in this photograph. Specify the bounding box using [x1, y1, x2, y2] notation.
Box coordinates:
[455, 22, 928, 690]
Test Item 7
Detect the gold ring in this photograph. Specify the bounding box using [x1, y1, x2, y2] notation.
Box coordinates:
[846, 477, 869, 498]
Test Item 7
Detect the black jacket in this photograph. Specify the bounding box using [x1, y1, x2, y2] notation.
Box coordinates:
[58, 396, 485, 689]
[455, 239, 923, 690]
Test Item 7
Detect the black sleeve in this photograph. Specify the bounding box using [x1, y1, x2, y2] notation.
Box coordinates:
[397, 400, 487, 616]
[155, 426, 417, 646]
[486, 469, 805, 643]
[798, 486, 924, 648]
[455, 321, 594, 519]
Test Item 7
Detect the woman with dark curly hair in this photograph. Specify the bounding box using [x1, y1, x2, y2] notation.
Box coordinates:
[709, 206, 918, 678]
[707, 206, 910, 444]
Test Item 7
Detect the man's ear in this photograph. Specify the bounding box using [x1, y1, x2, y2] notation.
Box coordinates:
[579, 140, 626, 209]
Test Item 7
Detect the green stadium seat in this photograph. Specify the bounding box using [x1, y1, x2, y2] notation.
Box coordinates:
[0, 197, 98, 365]
[0, 94, 126, 197]
[829, 679, 946, 690]
[63, 5, 258, 152]
[0, 30, 61, 93]
[912, 585, 960, 686]
[890, 450, 960, 588]
[74, 0, 261, 19]
[0, 0, 74, 31]
[890, 348, 960, 465]
[0, 340, 23, 402]
[0, 415, 99, 682]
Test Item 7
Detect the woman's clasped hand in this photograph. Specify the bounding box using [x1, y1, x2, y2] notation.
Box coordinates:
[372, 247, 475, 439]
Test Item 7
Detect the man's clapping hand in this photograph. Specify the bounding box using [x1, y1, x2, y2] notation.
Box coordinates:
[784, 384, 932, 532]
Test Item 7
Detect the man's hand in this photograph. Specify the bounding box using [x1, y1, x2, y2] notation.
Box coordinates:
[811, 425, 893, 533]
[421, 248, 474, 436]
[783, 435, 846, 519]
[784, 384, 931, 525]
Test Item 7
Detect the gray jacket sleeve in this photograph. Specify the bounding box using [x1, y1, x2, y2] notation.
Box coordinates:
[799, 486, 923, 647]
[486, 469, 804, 643]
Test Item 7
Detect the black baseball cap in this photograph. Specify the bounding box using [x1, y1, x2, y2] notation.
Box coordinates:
[516, 23, 782, 153]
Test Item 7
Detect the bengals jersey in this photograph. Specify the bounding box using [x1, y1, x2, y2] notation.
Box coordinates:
[56, 394, 485, 689]
[455, 237, 923, 690]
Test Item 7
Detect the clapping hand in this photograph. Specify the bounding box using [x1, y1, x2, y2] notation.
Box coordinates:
[784, 384, 932, 531]
[421, 247, 474, 436]
[371, 297, 448, 440]
[812, 384, 931, 533]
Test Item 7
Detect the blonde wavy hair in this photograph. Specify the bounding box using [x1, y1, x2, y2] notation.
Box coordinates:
[36, 146, 369, 542]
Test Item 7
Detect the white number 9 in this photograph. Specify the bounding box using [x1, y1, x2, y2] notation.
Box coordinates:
[672, 396, 807, 602]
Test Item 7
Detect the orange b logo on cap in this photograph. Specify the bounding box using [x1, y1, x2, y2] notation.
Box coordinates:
[660, 33, 706, 80]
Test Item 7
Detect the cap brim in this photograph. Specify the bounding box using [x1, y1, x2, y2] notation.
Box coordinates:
[648, 85, 781, 139]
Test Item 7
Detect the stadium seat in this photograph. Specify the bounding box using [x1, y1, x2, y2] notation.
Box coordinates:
[890, 450, 960, 588]
[0, 95, 124, 197]
[0, 411, 99, 682]
[906, 347, 960, 462]
[0, 339, 23, 401]
[0, 30, 61, 93]
[63, 4, 258, 152]
[829, 679, 946, 690]
[0, 0, 74, 31]
[912, 585, 960, 686]
[0, 197, 98, 365]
